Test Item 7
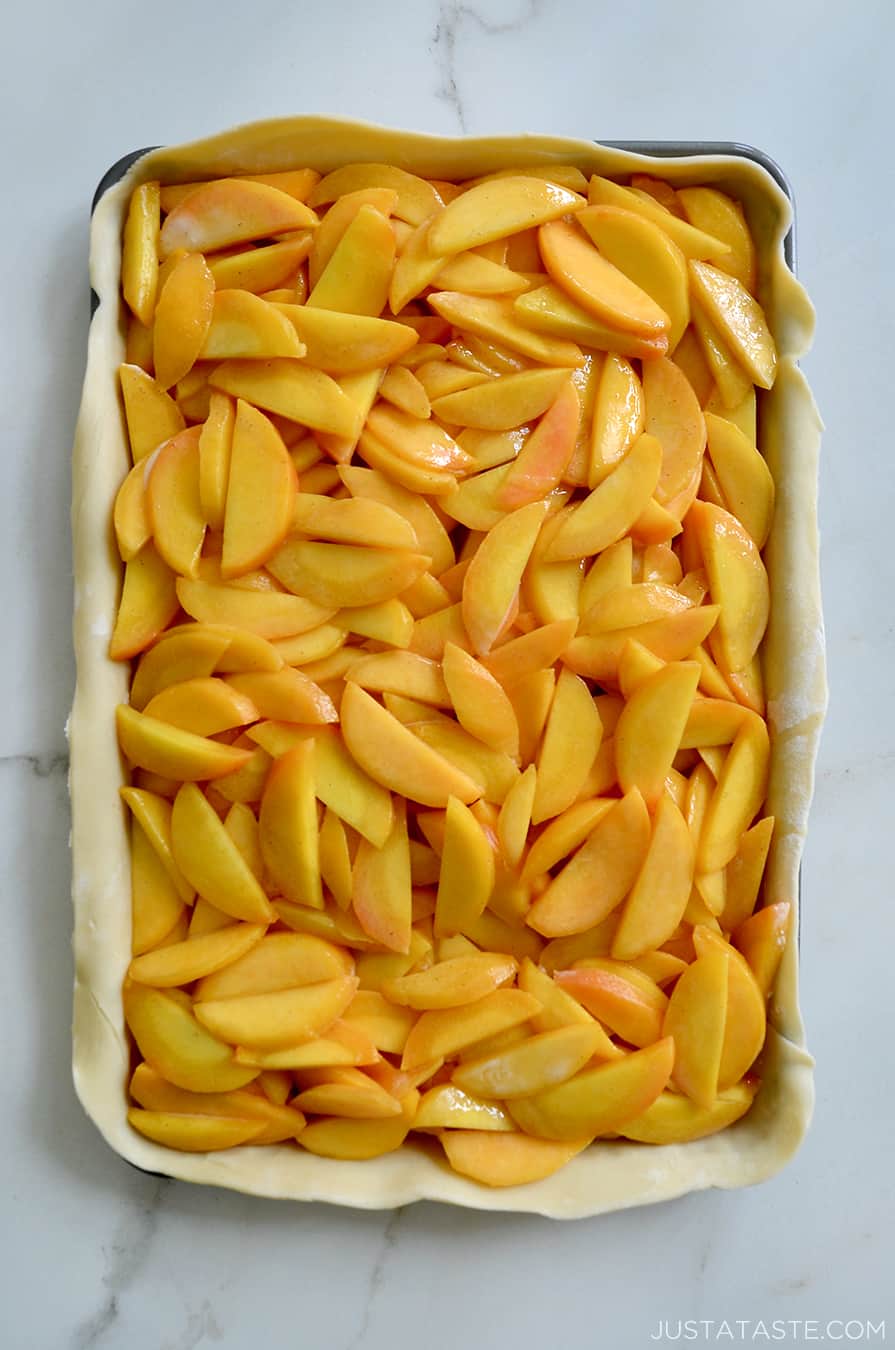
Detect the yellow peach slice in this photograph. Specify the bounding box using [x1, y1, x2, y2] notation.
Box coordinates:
[223, 801, 264, 881]
[220, 400, 296, 578]
[388, 214, 452, 313]
[276, 306, 417, 376]
[522, 507, 584, 626]
[517, 961, 615, 1049]
[693, 927, 767, 1087]
[338, 599, 414, 647]
[268, 540, 429, 610]
[306, 204, 395, 316]
[309, 187, 398, 286]
[295, 1078, 402, 1120]
[118, 363, 185, 463]
[127, 922, 265, 987]
[340, 989, 417, 1055]
[208, 236, 312, 294]
[129, 1065, 305, 1143]
[497, 377, 579, 509]
[117, 705, 250, 781]
[401, 988, 541, 1070]
[611, 793, 694, 959]
[433, 796, 496, 938]
[340, 683, 479, 807]
[733, 901, 790, 997]
[434, 250, 528, 297]
[564, 605, 720, 683]
[176, 578, 333, 639]
[720, 814, 773, 934]
[461, 499, 548, 654]
[539, 219, 670, 337]
[130, 819, 186, 956]
[482, 617, 577, 684]
[443, 642, 520, 760]
[351, 798, 412, 954]
[349, 650, 449, 707]
[532, 668, 602, 824]
[299, 1112, 411, 1161]
[677, 187, 757, 291]
[520, 798, 614, 882]
[513, 284, 668, 360]
[545, 432, 662, 561]
[679, 696, 750, 748]
[152, 253, 214, 390]
[385, 953, 516, 1011]
[169, 782, 273, 923]
[527, 788, 650, 937]
[689, 260, 777, 389]
[663, 943, 729, 1107]
[617, 638, 665, 698]
[112, 460, 151, 562]
[257, 741, 321, 909]
[308, 163, 441, 225]
[200, 290, 305, 362]
[272, 623, 347, 667]
[429, 291, 581, 366]
[378, 364, 431, 419]
[122, 181, 161, 327]
[225, 668, 337, 724]
[195, 975, 357, 1050]
[615, 661, 700, 808]
[314, 367, 385, 463]
[413, 723, 518, 805]
[428, 177, 584, 255]
[233, 1023, 375, 1070]
[123, 981, 258, 1092]
[641, 356, 706, 505]
[144, 676, 258, 736]
[705, 382, 757, 442]
[587, 176, 731, 262]
[127, 1109, 265, 1151]
[195, 932, 351, 1002]
[413, 1085, 514, 1132]
[197, 391, 234, 531]
[578, 204, 689, 350]
[690, 297, 753, 410]
[431, 367, 570, 431]
[357, 428, 458, 495]
[144, 426, 205, 577]
[440, 1128, 592, 1186]
[369, 405, 472, 477]
[579, 536, 633, 611]
[160, 179, 315, 257]
[293, 495, 417, 553]
[509, 1035, 674, 1140]
[687, 500, 770, 675]
[121, 787, 194, 907]
[697, 716, 770, 873]
[589, 354, 644, 487]
[209, 357, 360, 438]
[704, 412, 774, 549]
[454, 1023, 609, 1100]
[555, 966, 667, 1047]
[619, 1080, 756, 1143]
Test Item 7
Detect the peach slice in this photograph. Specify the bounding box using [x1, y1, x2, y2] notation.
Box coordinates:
[351, 797, 413, 954]
[276, 305, 417, 373]
[341, 989, 417, 1054]
[378, 364, 431, 419]
[586, 176, 731, 262]
[208, 236, 313, 295]
[401, 988, 540, 1070]
[539, 220, 670, 337]
[194, 975, 357, 1050]
[319, 805, 353, 908]
[677, 187, 757, 291]
[521, 798, 613, 882]
[385, 953, 516, 1011]
[195, 932, 351, 1001]
[454, 1023, 611, 1100]
[127, 922, 265, 987]
[129, 1065, 306, 1144]
[589, 354, 644, 487]
[257, 742, 321, 909]
[691, 297, 754, 409]
[581, 580, 691, 636]
[578, 204, 689, 350]
[126, 1108, 263, 1152]
[295, 1076, 403, 1121]
[619, 1080, 757, 1143]
[476, 619, 573, 685]
[431, 367, 570, 431]
[199, 290, 305, 362]
[545, 432, 662, 561]
[733, 901, 790, 997]
[565, 603, 720, 683]
[122, 182, 160, 326]
[532, 669, 602, 824]
[434, 251, 528, 297]
[338, 599, 414, 647]
[522, 507, 585, 626]
[428, 291, 582, 367]
[518, 961, 617, 1049]
[112, 458, 151, 562]
[527, 788, 650, 937]
[118, 364, 186, 464]
[497, 377, 579, 509]
[123, 982, 258, 1092]
[220, 400, 296, 579]
[434, 796, 496, 938]
[442, 642, 520, 760]
[307, 204, 395, 317]
[555, 966, 667, 1047]
[226, 666, 335, 724]
[349, 651, 447, 708]
[357, 428, 458, 496]
[641, 357, 706, 506]
[197, 391, 234, 532]
[144, 427, 205, 580]
[509, 1035, 674, 1140]
[388, 214, 452, 313]
[461, 499, 548, 655]
[169, 782, 273, 923]
[117, 706, 252, 783]
[316, 368, 386, 463]
[579, 536, 633, 610]
[611, 793, 694, 959]
[439, 1129, 592, 1187]
[341, 683, 479, 808]
[268, 539, 429, 611]
[704, 412, 775, 549]
[617, 637, 665, 697]
[144, 676, 258, 736]
[130, 819, 186, 955]
[615, 660, 700, 808]
[365, 403, 471, 473]
[429, 176, 584, 255]
[121, 786, 195, 907]
[698, 715, 770, 873]
[308, 162, 442, 226]
[413, 1085, 514, 1132]
[513, 284, 668, 360]
[160, 178, 316, 256]
[721, 814, 775, 930]
[209, 357, 360, 439]
[223, 801, 264, 881]
[309, 187, 398, 286]
[299, 1111, 412, 1161]
[152, 253, 215, 390]
[690, 260, 777, 389]
[687, 500, 770, 675]
[663, 943, 729, 1107]
[693, 927, 767, 1087]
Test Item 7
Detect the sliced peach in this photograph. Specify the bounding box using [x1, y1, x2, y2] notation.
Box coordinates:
[509, 1036, 674, 1140]
[160, 178, 315, 256]
[349, 650, 448, 708]
[144, 426, 205, 577]
[455, 1023, 611, 1101]
[308, 162, 441, 225]
[687, 500, 770, 676]
[338, 599, 414, 647]
[721, 815, 775, 930]
[521, 798, 614, 882]
[195, 931, 351, 1002]
[113, 460, 151, 561]
[513, 284, 668, 360]
[532, 669, 602, 824]
[358, 428, 458, 495]
[341, 989, 417, 1054]
[442, 642, 520, 760]
[316, 368, 386, 463]
[733, 901, 790, 997]
[704, 411, 774, 549]
[208, 235, 313, 294]
[295, 1076, 402, 1120]
[118, 364, 185, 463]
[127, 1107, 265, 1151]
[274, 306, 417, 376]
[502, 669, 555, 769]
[352, 797, 413, 954]
[428, 176, 583, 255]
[555, 966, 667, 1047]
[527, 788, 650, 937]
[176, 577, 332, 639]
[299, 1112, 411, 1161]
[307, 204, 395, 316]
[476, 619, 574, 685]
[257, 741, 321, 909]
[199, 290, 304, 362]
[127, 921, 265, 987]
[129, 819, 186, 955]
[461, 499, 548, 655]
[428, 291, 582, 367]
[123, 981, 258, 1092]
[223, 801, 264, 881]
[272, 623, 347, 667]
[589, 354, 644, 487]
[440, 1129, 591, 1186]
[691, 297, 754, 409]
[693, 926, 767, 1087]
[152, 253, 215, 390]
[522, 507, 585, 626]
[705, 383, 757, 442]
[365, 403, 471, 473]
[388, 214, 451, 313]
[641, 356, 706, 506]
[496, 377, 579, 509]
[619, 1080, 757, 1143]
[578, 204, 689, 350]
[209, 357, 360, 438]
[197, 391, 234, 531]
[431, 367, 570, 431]
[378, 364, 431, 419]
[677, 187, 756, 291]
[129, 1065, 305, 1144]
[122, 182, 160, 326]
[385, 952, 516, 1011]
[117, 705, 251, 783]
[587, 176, 731, 262]
[316, 807, 353, 910]
[336, 469, 451, 576]
[581, 580, 691, 636]
[663, 943, 729, 1108]
[220, 400, 296, 578]
[144, 676, 258, 736]
[698, 716, 770, 873]
[195, 975, 357, 1050]
[565, 604, 720, 683]
[309, 187, 398, 287]
[545, 432, 661, 561]
[401, 988, 540, 1070]
[539, 220, 670, 337]
[579, 536, 633, 611]
[689, 260, 777, 388]
[434, 796, 496, 937]
[170, 782, 273, 922]
[413, 1085, 514, 1132]
[672, 324, 715, 404]
[434, 250, 528, 297]
[268, 539, 429, 610]
[615, 661, 700, 808]
[226, 668, 336, 724]
[617, 637, 665, 697]
[121, 786, 195, 907]
[611, 793, 694, 959]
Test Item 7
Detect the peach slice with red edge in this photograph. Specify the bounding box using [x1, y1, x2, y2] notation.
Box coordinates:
[160, 178, 316, 257]
[461, 499, 549, 655]
[577, 204, 689, 350]
[733, 901, 790, 997]
[497, 377, 580, 510]
[611, 792, 694, 959]
[641, 356, 706, 506]
[538, 219, 670, 337]
[145, 426, 205, 577]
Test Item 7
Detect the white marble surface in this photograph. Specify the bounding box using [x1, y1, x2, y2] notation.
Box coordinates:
[2, 0, 893, 1345]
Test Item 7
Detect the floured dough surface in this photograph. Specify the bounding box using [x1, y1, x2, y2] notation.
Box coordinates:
[69, 117, 824, 1217]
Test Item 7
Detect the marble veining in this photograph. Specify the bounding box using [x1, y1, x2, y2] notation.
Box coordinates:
[73, 1180, 170, 1350]
[344, 1209, 406, 1350]
[432, 0, 543, 131]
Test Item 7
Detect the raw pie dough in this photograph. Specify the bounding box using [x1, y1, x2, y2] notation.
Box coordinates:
[70, 116, 825, 1217]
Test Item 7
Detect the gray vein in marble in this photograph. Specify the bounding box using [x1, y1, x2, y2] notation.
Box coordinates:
[72, 1177, 170, 1350]
[432, 0, 543, 131]
[161, 1301, 223, 1350]
[344, 1208, 405, 1350]
[0, 750, 69, 778]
